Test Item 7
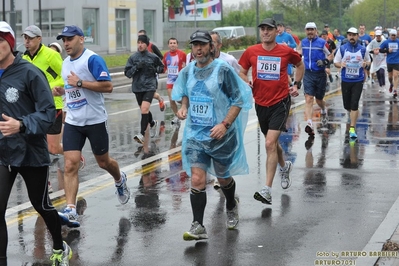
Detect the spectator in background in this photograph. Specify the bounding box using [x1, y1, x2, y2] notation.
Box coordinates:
[209, 30, 242, 190]
[334, 28, 345, 50]
[324, 24, 335, 41]
[22, 25, 65, 157]
[285, 26, 300, 46]
[367, 30, 387, 91]
[125, 34, 164, 144]
[162, 37, 186, 125]
[359, 24, 373, 81]
[49, 42, 63, 54]
[320, 30, 336, 84]
[138, 30, 166, 112]
[379, 28, 399, 98]
[276, 22, 297, 83]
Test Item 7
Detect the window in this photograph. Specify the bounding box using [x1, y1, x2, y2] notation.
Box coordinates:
[82, 8, 98, 45]
[0, 11, 22, 36]
[34, 9, 65, 38]
[143, 10, 155, 40]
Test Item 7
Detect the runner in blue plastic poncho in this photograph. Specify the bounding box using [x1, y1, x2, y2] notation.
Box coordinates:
[172, 30, 252, 241]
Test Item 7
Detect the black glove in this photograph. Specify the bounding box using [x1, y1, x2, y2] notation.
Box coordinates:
[137, 61, 145, 69]
[316, 59, 329, 67]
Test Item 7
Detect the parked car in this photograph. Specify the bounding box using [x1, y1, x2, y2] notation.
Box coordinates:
[212, 26, 246, 39]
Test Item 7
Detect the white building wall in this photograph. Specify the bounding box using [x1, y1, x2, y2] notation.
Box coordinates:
[8, 0, 162, 54]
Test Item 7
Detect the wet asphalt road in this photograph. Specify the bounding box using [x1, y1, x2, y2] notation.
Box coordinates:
[5, 78, 399, 266]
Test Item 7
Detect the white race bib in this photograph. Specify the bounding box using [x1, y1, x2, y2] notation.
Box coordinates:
[65, 85, 88, 109]
[190, 96, 213, 126]
[257, 56, 281, 80]
[389, 43, 398, 53]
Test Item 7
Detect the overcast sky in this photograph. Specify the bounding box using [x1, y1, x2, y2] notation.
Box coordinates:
[222, 0, 248, 6]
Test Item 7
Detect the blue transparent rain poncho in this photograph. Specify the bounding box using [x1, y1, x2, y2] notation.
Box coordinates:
[172, 58, 253, 178]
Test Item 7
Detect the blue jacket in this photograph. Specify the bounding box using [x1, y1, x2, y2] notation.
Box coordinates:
[276, 32, 296, 49]
[301, 37, 328, 72]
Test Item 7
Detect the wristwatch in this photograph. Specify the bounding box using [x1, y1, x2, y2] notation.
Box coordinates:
[294, 81, 302, 89]
[221, 120, 231, 129]
[76, 79, 83, 87]
[19, 120, 26, 133]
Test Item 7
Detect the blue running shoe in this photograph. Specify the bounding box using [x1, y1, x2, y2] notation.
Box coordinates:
[58, 207, 80, 228]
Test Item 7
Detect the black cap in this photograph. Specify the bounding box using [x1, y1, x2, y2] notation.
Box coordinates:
[321, 30, 328, 35]
[324, 24, 329, 27]
[258, 18, 277, 28]
[189, 30, 212, 44]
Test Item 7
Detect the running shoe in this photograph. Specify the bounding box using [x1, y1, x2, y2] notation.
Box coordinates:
[254, 186, 272, 205]
[226, 199, 239, 230]
[159, 97, 165, 112]
[394, 90, 398, 98]
[280, 161, 293, 189]
[79, 155, 86, 171]
[183, 221, 208, 241]
[150, 120, 159, 138]
[58, 207, 80, 228]
[305, 124, 315, 136]
[115, 171, 130, 205]
[349, 127, 357, 139]
[50, 241, 72, 266]
[389, 84, 393, 93]
[134, 133, 144, 144]
[213, 179, 220, 190]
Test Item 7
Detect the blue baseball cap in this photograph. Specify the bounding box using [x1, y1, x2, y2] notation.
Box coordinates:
[56, 25, 84, 40]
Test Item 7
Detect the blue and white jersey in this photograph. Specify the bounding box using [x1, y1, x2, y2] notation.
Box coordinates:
[334, 42, 370, 83]
[62, 48, 111, 126]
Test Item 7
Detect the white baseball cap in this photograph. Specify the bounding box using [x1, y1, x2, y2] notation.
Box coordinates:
[49, 42, 62, 54]
[305, 22, 317, 29]
[375, 30, 382, 36]
[0, 21, 15, 38]
[389, 29, 397, 36]
[347, 27, 358, 34]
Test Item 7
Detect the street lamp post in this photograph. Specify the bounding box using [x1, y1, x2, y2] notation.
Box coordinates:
[256, 0, 259, 43]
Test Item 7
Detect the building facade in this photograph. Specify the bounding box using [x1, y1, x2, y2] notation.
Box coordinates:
[1, 0, 163, 54]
